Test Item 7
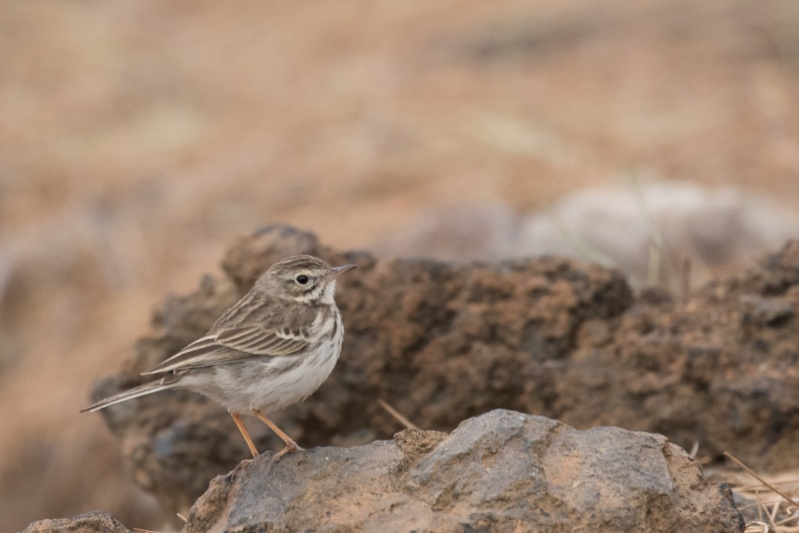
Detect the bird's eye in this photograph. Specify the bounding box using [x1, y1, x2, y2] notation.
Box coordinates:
[296, 274, 309, 285]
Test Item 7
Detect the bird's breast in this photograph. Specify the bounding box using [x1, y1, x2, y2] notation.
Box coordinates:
[223, 309, 344, 413]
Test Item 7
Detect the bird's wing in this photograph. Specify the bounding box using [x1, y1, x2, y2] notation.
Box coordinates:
[141, 326, 310, 374]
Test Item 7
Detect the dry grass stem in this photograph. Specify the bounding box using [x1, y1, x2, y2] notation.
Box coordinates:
[627, 173, 678, 287]
[740, 500, 798, 511]
[726, 453, 799, 532]
[378, 399, 419, 430]
[688, 440, 699, 459]
[744, 522, 770, 533]
[726, 452, 799, 507]
[680, 256, 692, 304]
[545, 208, 615, 269]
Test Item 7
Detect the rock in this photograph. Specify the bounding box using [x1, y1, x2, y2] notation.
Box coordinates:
[89, 225, 799, 518]
[373, 184, 799, 288]
[517, 182, 799, 287]
[21, 511, 131, 533]
[557, 241, 799, 469]
[183, 410, 743, 533]
[371, 203, 522, 262]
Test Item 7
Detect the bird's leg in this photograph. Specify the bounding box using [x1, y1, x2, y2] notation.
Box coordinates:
[252, 409, 303, 463]
[230, 411, 259, 458]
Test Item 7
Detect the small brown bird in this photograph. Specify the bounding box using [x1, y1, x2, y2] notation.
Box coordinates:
[84, 254, 356, 462]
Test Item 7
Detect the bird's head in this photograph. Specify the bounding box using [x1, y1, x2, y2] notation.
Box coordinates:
[256, 254, 356, 304]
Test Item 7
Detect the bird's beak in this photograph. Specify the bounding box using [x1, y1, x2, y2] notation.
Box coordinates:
[323, 264, 357, 282]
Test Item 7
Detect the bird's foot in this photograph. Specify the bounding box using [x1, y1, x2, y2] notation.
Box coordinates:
[269, 440, 303, 464]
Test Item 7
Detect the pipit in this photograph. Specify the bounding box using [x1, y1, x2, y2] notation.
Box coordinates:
[83, 254, 356, 462]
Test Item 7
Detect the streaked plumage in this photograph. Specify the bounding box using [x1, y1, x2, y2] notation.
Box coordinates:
[84, 254, 356, 461]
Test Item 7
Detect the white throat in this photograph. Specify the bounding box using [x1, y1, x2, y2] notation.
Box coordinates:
[320, 280, 337, 305]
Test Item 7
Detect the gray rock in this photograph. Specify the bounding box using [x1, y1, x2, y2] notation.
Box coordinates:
[183, 410, 743, 533]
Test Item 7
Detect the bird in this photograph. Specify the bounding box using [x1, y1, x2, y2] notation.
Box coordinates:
[83, 254, 356, 462]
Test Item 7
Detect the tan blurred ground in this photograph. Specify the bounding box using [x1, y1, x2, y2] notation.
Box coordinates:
[1, 0, 798, 530]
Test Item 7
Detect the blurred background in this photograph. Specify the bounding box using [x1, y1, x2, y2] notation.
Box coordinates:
[2, 0, 798, 530]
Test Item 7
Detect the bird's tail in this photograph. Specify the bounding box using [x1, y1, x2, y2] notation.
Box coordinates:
[81, 381, 173, 413]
